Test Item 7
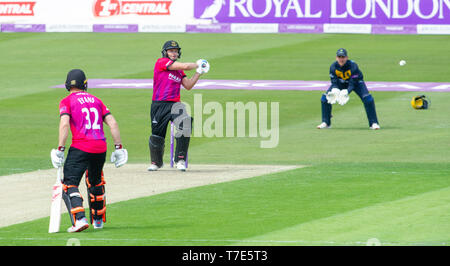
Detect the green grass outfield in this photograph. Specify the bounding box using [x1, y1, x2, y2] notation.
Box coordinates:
[0, 33, 449, 246]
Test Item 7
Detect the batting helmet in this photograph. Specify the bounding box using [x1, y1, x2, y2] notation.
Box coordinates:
[65, 69, 87, 91]
[411, 95, 430, 109]
[161, 40, 181, 59]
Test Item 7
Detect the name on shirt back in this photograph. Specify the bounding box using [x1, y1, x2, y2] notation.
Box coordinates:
[76, 93, 96, 105]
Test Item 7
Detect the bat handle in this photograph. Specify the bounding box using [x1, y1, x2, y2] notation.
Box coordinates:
[58, 166, 63, 182]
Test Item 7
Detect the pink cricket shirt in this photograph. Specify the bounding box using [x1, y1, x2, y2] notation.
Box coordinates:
[59, 92, 110, 153]
[152, 57, 186, 102]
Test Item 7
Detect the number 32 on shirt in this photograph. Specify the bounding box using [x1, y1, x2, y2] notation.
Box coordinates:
[82, 107, 101, 130]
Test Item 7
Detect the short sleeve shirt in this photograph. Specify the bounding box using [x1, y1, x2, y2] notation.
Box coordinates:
[59, 92, 110, 153]
[152, 57, 186, 102]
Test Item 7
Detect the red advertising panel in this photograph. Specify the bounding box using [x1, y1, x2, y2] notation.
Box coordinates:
[0, 1, 35, 16]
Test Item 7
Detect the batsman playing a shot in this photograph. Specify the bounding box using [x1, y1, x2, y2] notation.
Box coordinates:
[148, 40, 209, 171]
[50, 69, 128, 233]
[317, 48, 380, 130]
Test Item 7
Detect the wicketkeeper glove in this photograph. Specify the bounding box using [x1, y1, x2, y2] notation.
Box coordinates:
[326, 88, 340, 104]
[196, 59, 210, 74]
[337, 89, 350, 105]
[111, 144, 128, 168]
[50, 146, 65, 168]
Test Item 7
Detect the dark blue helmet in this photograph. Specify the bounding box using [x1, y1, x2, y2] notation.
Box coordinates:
[161, 40, 181, 59]
[65, 69, 87, 91]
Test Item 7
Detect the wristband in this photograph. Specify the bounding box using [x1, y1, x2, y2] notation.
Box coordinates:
[115, 144, 123, 150]
[58, 146, 65, 152]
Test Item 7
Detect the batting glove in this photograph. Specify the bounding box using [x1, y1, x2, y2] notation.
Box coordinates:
[196, 59, 210, 74]
[50, 146, 65, 168]
[326, 88, 340, 104]
[111, 144, 128, 168]
[337, 89, 349, 105]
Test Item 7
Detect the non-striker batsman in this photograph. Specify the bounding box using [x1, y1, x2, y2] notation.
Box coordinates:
[50, 69, 128, 232]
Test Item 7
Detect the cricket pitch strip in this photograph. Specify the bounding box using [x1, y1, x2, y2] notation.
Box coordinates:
[0, 164, 304, 228]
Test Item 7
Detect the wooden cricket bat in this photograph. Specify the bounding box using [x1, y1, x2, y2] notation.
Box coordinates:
[48, 167, 63, 233]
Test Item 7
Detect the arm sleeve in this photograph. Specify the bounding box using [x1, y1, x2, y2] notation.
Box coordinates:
[347, 62, 361, 93]
[156, 58, 174, 71]
[100, 101, 111, 119]
[59, 98, 71, 117]
[329, 64, 339, 88]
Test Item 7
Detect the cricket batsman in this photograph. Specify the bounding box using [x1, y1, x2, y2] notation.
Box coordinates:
[50, 69, 128, 233]
[317, 48, 380, 130]
[148, 40, 209, 171]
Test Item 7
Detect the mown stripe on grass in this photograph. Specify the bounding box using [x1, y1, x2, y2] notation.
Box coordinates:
[234, 186, 450, 246]
[0, 237, 445, 246]
[0, 163, 448, 246]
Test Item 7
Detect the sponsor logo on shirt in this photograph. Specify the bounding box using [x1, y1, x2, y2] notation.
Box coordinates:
[168, 73, 181, 83]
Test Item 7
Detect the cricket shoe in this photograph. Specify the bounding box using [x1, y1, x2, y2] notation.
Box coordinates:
[67, 217, 89, 233]
[317, 122, 331, 129]
[147, 163, 163, 171]
[93, 219, 104, 229]
[370, 123, 381, 130]
[176, 160, 186, 172]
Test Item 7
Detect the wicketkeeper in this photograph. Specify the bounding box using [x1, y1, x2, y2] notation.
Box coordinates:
[317, 48, 380, 130]
[148, 40, 209, 171]
[50, 69, 128, 233]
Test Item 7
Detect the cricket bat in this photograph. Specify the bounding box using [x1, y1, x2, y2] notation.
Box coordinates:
[48, 167, 63, 233]
[170, 121, 174, 168]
